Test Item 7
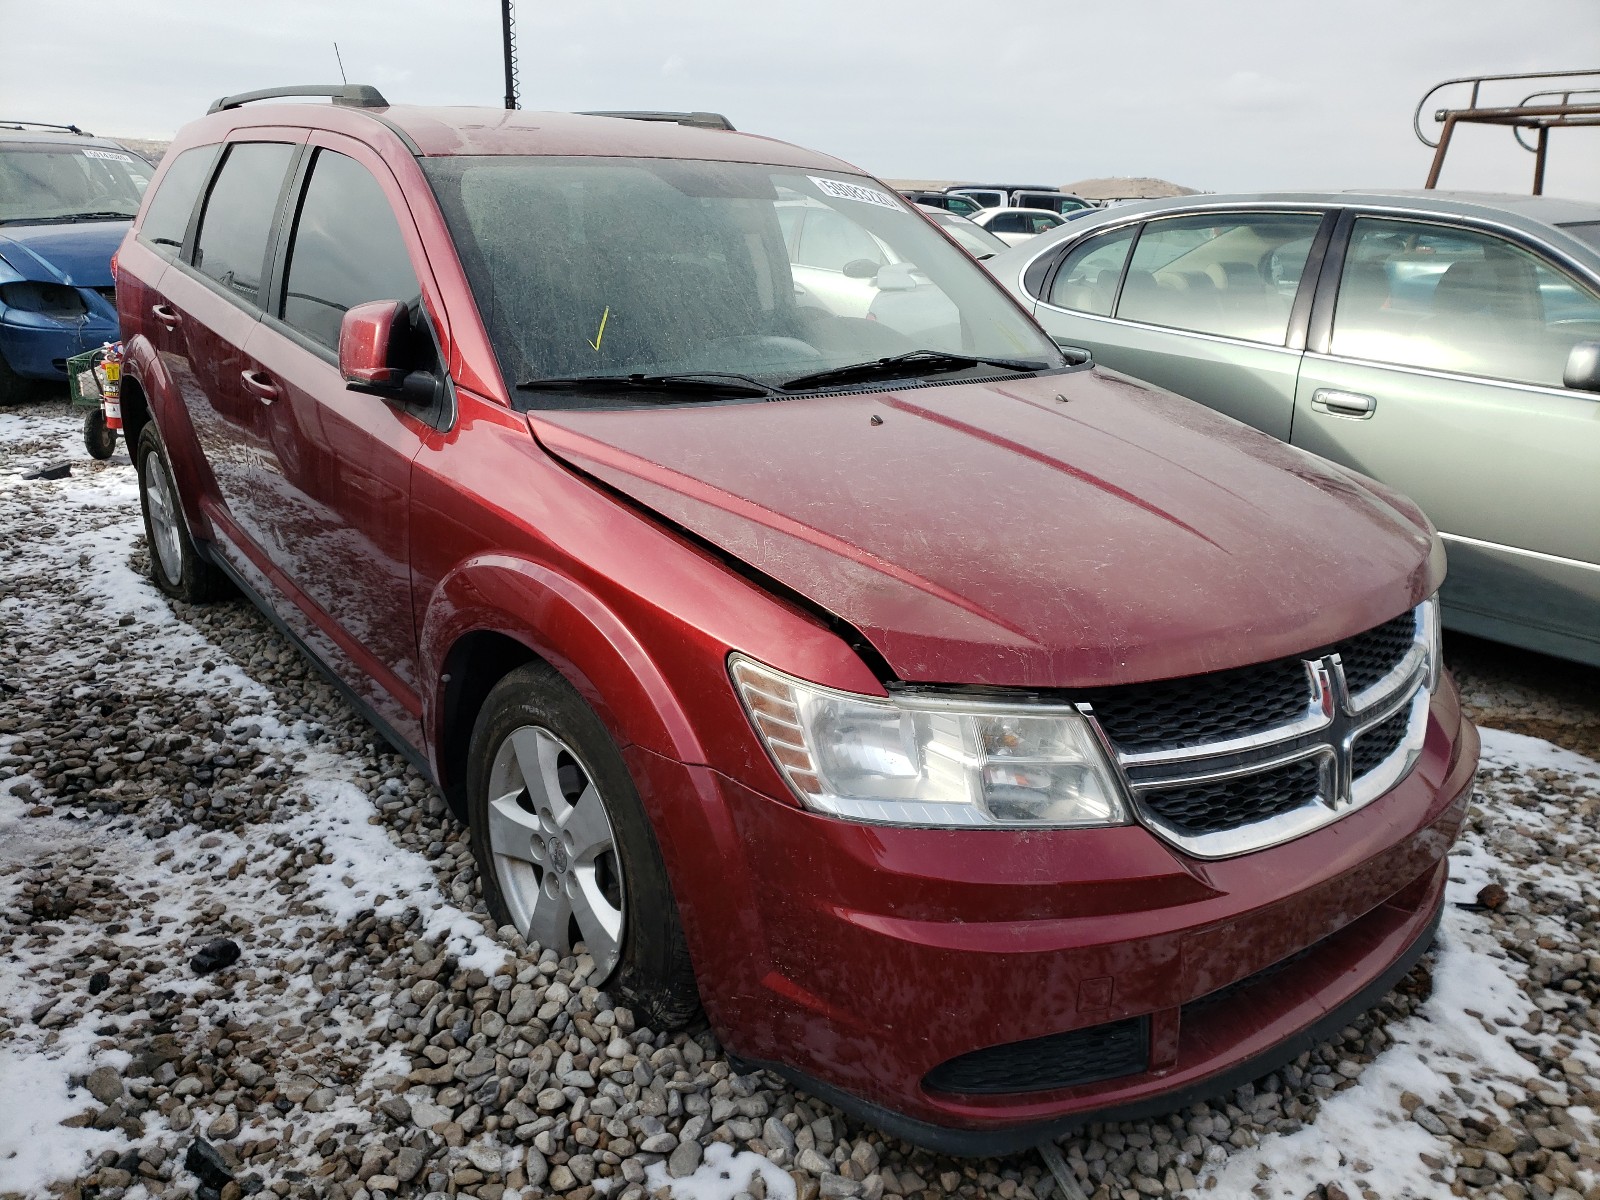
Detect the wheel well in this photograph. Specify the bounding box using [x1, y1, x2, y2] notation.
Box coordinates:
[120, 374, 151, 450]
[438, 631, 538, 820]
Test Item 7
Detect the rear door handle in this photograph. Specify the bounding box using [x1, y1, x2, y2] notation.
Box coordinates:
[150, 303, 181, 330]
[240, 369, 280, 404]
[1310, 388, 1376, 419]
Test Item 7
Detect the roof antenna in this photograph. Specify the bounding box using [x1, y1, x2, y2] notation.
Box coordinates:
[333, 42, 349, 86]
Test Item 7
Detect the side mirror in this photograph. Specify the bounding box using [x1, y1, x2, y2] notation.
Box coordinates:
[842, 258, 880, 280]
[873, 262, 920, 292]
[339, 299, 410, 391]
[1564, 340, 1600, 393]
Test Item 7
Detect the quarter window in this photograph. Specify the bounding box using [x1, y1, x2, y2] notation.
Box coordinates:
[1331, 218, 1600, 389]
[192, 142, 295, 308]
[1046, 226, 1136, 314]
[138, 145, 217, 260]
[281, 150, 420, 350]
[1115, 213, 1322, 345]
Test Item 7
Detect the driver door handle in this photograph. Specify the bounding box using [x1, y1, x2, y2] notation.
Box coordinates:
[1310, 388, 1376, 419]
[240, 369, 280, 404]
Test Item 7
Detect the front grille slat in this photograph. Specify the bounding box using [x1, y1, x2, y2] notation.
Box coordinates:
[1351, 706, 1411, 778]
[1141, 757, 1321, 837]
[1338, 612, 1417, 695]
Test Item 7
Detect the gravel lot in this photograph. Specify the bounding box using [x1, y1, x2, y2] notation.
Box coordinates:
[2, 397, 1598, 1200]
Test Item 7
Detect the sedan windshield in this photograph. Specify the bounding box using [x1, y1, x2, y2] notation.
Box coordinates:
[421, 156, 1060, 404]
[0, 144, 151, 224]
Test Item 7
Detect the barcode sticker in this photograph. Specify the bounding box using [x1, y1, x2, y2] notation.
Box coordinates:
[83, 149, 134, 163]
[808, 177, 904, 211]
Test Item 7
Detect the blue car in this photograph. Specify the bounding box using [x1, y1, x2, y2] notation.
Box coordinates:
[0, 122, 153, 402]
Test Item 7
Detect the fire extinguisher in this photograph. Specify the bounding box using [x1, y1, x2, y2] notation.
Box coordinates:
[83, 341, 123, 461]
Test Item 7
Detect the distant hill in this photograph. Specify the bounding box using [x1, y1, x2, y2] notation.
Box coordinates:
[1062, 177, 1199, 201]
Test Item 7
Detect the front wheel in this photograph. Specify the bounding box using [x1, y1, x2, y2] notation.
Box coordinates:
[135, 423, 229, 602]
[466, 661, 700, 1028]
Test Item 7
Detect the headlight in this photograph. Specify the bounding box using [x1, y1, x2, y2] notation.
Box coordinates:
[730, 654, 1128, 828]
[0, 281, 88, 319]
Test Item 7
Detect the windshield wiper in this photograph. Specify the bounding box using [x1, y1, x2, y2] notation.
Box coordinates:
[781, 349, 1049, 392]
[515, 372, 776, 399]
[59, 211, 135, 221]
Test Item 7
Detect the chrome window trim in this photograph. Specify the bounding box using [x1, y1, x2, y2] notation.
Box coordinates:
[1085, 601, 1436, 860]
[1438, 531, 1600, 573]
[1027, 305, 1306, 357]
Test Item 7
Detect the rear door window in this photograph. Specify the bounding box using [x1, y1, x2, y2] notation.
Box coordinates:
[1115, 212, 1322, 345]
[280, 149, 421, 350]
[138, 145, 218, 260]
[1331, 216, 1600, 388]
[191, 142, 295, 308]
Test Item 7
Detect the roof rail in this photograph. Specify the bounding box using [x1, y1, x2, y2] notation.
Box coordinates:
[1415, 68, 1600, 194]
[207, 84, 390, 115]
[579, 110, 736, 131]
[0, 120, 90, 135]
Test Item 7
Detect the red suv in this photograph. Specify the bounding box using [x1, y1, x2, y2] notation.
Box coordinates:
[116, 85, 1478, 1153]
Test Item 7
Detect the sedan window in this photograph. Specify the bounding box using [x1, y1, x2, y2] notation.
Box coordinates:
[1331, 218, 1600, 389]
[1045, 227, 1137, 314]
[1115, 213, 1322, 345]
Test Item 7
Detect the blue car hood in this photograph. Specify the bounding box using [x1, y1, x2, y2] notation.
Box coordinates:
[0, 220, 128, 287]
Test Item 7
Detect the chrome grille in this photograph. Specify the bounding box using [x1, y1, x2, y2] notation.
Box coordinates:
[1082, 602, 1436, 859]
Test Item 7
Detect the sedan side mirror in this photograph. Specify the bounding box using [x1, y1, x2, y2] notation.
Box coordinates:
[339, 299, 410, 392]
[1564, 340, 1600, 394]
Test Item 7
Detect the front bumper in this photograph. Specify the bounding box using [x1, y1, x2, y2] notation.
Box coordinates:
[0, 308, 117, 380]
[628, 674, 1477, 1155]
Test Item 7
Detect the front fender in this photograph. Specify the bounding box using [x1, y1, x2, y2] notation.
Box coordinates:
[419, 553, 707, 777]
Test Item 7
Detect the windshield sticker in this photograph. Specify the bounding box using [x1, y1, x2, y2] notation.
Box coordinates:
[83, 149, 135, 163]
[808, 177, 904, 211]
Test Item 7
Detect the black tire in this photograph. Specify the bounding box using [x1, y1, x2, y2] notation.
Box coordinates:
[466, 661, 701, 1029]
[135, 423, 229, 602]
[84, 409, 117, 459]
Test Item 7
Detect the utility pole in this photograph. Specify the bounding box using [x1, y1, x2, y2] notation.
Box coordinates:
[501, 0, 519, 110]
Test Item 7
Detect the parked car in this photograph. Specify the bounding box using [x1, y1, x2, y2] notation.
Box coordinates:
[898, 189, 986, 218]
[970, 206, 1069, 245]
[947, 185, 1092, 216]
[917, 204, 1009, 259]
[117, 88, 1476, 1152]
[0, 122, 153, 401]
[985, 191, 1600, 667]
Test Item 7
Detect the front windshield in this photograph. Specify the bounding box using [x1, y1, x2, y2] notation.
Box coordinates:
[0, 144, 151, 224]
[930, 213, 1008, 258]
[422, 156, 1059, 403]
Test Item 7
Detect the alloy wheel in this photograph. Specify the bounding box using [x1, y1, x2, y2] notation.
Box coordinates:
[143, 454, 184, 586]
[485, 725, 627, 976]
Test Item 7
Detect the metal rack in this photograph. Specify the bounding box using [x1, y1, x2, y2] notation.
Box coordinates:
[1415, 68, 1600, 194]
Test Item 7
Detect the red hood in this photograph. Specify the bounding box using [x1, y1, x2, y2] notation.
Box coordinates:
[529, 370, 1444, 688]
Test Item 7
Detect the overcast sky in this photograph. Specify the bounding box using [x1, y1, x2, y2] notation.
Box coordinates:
[3, 0, 1597, 197]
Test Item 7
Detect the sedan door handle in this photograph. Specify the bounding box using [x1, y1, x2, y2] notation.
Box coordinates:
[240, 369, 280, 404]
[1310, 388, 1376, 419]
[150, 303, 181, 330]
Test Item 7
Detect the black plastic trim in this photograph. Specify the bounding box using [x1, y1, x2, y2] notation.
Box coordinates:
[738, 893, 1442, 1157]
